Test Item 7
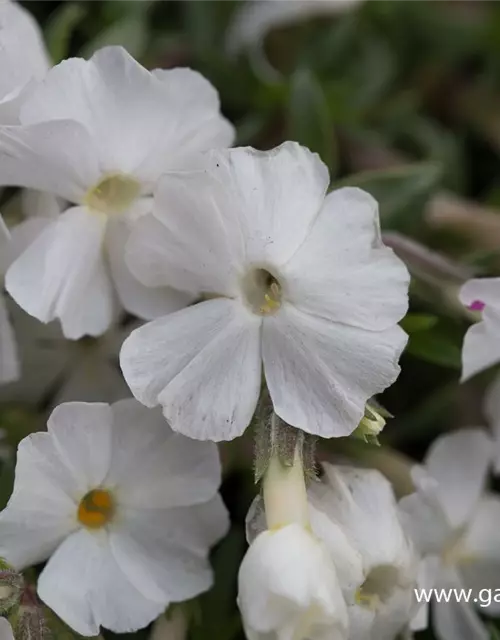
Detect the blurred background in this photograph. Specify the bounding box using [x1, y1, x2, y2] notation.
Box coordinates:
[6, 1, 500, 638]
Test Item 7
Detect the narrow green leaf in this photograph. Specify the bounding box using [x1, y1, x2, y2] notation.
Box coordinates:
[400, 313, 439, 333]
[337, 162, 442, 232]
[45, 3, 87, 64]
[406, 329, 461, 369]
[80, 7, 149, 60]
[287, 69, 337, 175]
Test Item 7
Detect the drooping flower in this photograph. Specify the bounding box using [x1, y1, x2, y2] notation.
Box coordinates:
[0, 399, 229, 635]
[226, 0, 364, 56]
[239, 445, 358, 640]
[0, 45, 234, 339]
[399, 429, 496, 640]
[460, 277, 500, 381]
[121, 141, 409, 441]
[0, 0, 49, 124]
[308, 464, 419, 640]
[0, 216, 19, 384]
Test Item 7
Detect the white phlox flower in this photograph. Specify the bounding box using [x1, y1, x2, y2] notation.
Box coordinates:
[0, 399, 229, 636]
[399, 429, 497, 640]
[0, 0, 50, 124]
[0, 215, 19, 384]
[0, 45, 235, 339]
[226, 0, 364, 56]
[459, 277, 500, 381]
[150, 608, 187, 640]
[0, 301, 131, 408]
[121, 141, 409, 441]
[0, 617, 14, 640]
[238, 451, 358, 640]
[308, 464, 419, 640]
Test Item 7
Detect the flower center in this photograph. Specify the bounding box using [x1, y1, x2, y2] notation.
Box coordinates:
[77, 488, 115, 529]
[84, 173, 140, 215]
[355, 564, 400, 610]
[241, 268, 282, 316]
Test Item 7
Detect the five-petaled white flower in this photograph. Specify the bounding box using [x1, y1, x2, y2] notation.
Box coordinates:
[121, 141, 409, 441]
[0, 45, 234, 339]
[459, 277, 500, 381]
[0, 0, 49, 124]
[399, 429, 498, 640]
[309, 464, 419, 640]
[0, 215, 19, 384]
[226, 0, 363, 56]
[0, 399, 229, 636]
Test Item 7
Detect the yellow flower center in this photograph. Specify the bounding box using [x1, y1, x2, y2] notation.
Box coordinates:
[84, 173, 140, 215]
[77, 488, 115, 529]
[241, 268, 282, 316]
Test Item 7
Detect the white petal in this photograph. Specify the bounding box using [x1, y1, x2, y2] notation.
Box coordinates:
[484, 375, 500, 473]
[227, 0, 362, 54]
[0, 122, 99, 200]
[111, 496, 229, 603]
[283, 188, 409, 330]
[0, 430, 79, 569]
[237, 525, 348, 640]
[21, 47, 233, 184]
[105, 398, 222, 508]
[6, 206, 114, 339]
[0, 294, 19, 383]
[129, 143, 329, 294]
[120, 299, 262, 441]
[432, 568, 489, 640]
[107, 216, 192, 320]
[424, 429, 492, 529]
[308, 502, 364, 595]
[262, 304, 407, 437]
[460, 278, 500, 380]
[459, 496, 500, 615]
[47, 402, 113, 493]
[0, 618, 14, 640]
[310, 464, 415, 575]
[398, 486, 450, 557]
[150, 609, 187, 640]
[0, 2, 49, 115]
[38, 528, 165, 636]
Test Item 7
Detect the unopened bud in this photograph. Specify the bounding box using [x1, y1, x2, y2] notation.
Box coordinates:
[353, 402, 391, 445]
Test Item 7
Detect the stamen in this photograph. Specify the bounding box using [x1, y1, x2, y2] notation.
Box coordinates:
[84, 173, 140, 215]
[242, 268, 282, 316]
[77, 488, 115, 529]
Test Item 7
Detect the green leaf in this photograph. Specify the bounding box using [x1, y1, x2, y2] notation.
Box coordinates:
[81, 12, 148, 58]
[336, 162, 442, 232]
[287, 69, 337, 175]
[406, 328, 461, 369]
[400, 313, 439, 333]
[45, 3, 87, 64]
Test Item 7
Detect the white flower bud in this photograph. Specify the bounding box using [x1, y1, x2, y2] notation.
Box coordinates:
[238, 524, 349, 640]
